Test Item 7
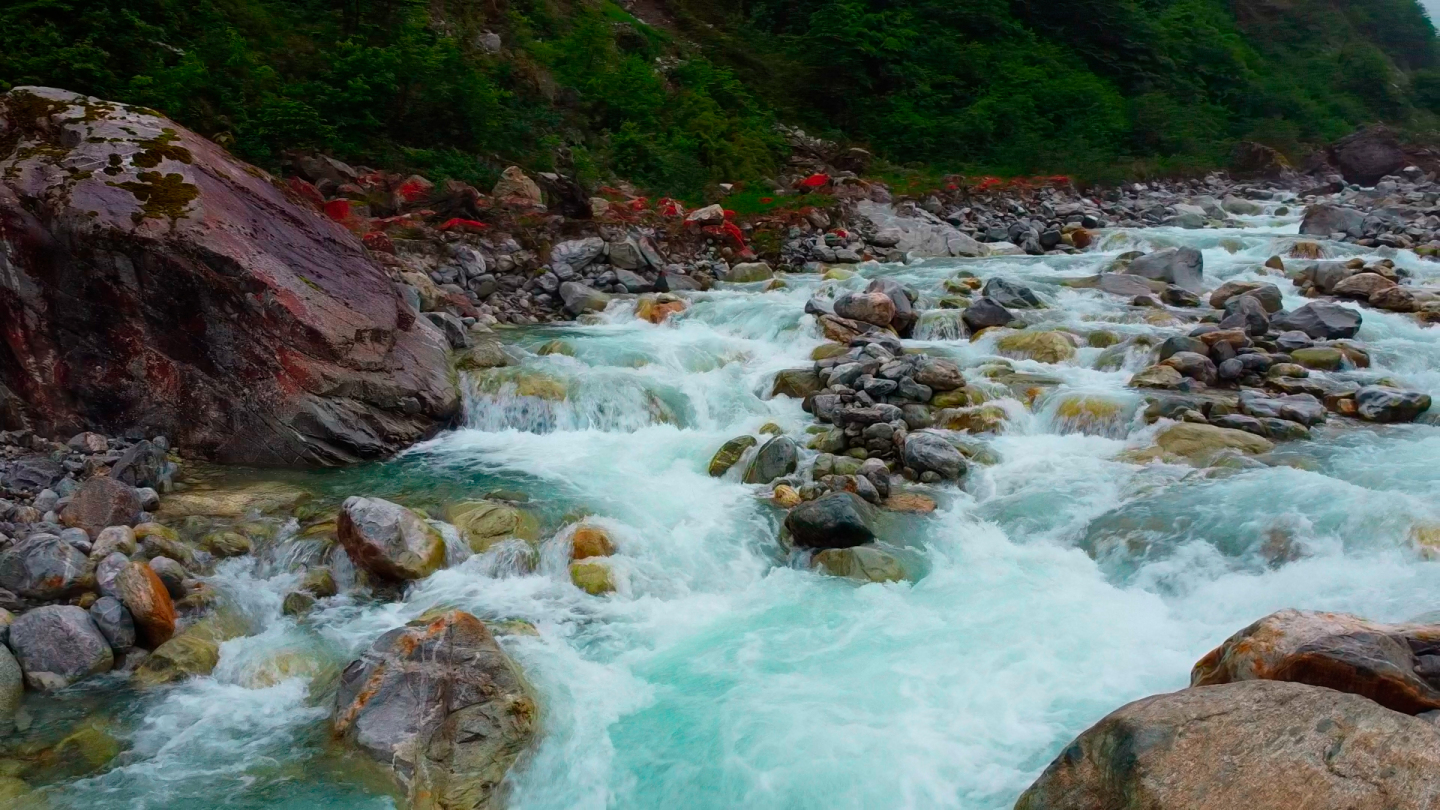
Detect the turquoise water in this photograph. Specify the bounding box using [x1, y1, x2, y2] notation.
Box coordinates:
[29, 212, 1440, 809]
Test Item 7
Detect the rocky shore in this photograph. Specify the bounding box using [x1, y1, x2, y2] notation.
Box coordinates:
[6, 83, 1440, 807]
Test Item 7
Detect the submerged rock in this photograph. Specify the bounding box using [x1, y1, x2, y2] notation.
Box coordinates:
[338, 496, 446, 582]
[0, 87, 457, 466]
[1155, 422, 1273, 461]
[333, 611, 537, 810]
[708, 436, 757, 477]
[446, 500, 539, 554]
[570, 562, 616, 595]
[1016, 680, 1440, 810]
[812, 546, 906, 583]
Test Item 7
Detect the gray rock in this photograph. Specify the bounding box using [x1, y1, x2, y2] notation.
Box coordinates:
[1210, 413, 1268, 436]
[1123, 247, 1204, 293]
[423, 312, 469, 349]
[551, 237, 606, 270]
[1, 455, 62, 494]
[0, 645, 20, 731]
[95, 552, 130, 600]
[1355, 386, 1432, 423]
[723, 262, 773, 283]
[1158, 336, 1208, 361]
[1272, 302, 1362, 340]
[607, 239, 643, 270]
[1219, 295, 1270, 336]
[110, 439, 164, 489]
[613, 268, 653, 293]
[982, 277, 1041, 309]
[743, 437, 798, 485]
[559, 282, 611, 316]
[89, 596, 136, 650]
[961, 297, 1015, 334]
[148, 556, 188, 599]
[1299, 204, 1365, 237]
[136, 487, 160, 511]
[784, 492, 877, 550]
[8, 605, 113, 690]
[32, 489, 59, 513]
[334, 611, 536, 810]
[1239, 391, 1326, 427]
[902, 432, 967, 480]
[0, 534, 89, 599]
[655, 272, 701, 293]
[1098, 272, 1157, 298]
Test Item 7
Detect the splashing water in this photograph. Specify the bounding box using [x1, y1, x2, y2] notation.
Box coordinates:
[31, 215, 1440, 809]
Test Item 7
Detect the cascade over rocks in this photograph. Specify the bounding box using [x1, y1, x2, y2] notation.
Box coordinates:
[1121, 247, 1204, 292]
[334, 611, 537, 810]
[0, 87, 458, 466]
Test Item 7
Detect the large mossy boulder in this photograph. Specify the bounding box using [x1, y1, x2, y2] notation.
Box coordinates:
[0, 87, 457, 465]
[334, 611, 537, 810]
[445, 500, 540, 554]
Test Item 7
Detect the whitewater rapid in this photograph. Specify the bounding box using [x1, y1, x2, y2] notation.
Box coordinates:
[35, 213, 1440, 809]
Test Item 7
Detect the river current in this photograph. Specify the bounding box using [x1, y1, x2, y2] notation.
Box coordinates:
[29, 209, 1440, 809]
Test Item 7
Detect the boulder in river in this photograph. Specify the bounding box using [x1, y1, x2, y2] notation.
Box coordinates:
[866, 278, 918, 336]
[338, 496, 447, 582]
[901, 432, 967, 481]
[0, 646, 20, 731]
[1191, 609, 1440, 714]
[1328, 125, 1409, 186]
[334, 611, 537, 810]
[0, 533, 89, 600]
[1298, 204, 1366, 237]
[0, 87, 458, 466]
[1354, 386, 1432, 423]
[960, 297, 1014, 334]
[784, 492, 876, 550]
[114, 562, 177, 648]
[1271, 301, 1362, 340]
[1015, 680, 1440, 810]
[981, 277, 1041, 309]
[708, 435, 757, 477]
[1122, 247, 1204, 293]
[812, 546, 906, 583]
[1155, 422, 1273, 461]
[832, 291, 896, 328]
[9, 605, 113, 690]
[743, 436, 798, 484]
[89, 596, 136, 651]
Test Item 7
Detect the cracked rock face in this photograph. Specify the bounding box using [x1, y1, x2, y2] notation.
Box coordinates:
[0, 87, 457, 466]
[1016, 680, 1440, 810]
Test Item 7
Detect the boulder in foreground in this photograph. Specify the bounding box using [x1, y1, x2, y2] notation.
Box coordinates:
[1191, 608, 1440, 715]
[1016, 680, 1440, 810]
[337, 496, 447, 582]
[0, 87, 457, 466]
[334, 611, 537, 810]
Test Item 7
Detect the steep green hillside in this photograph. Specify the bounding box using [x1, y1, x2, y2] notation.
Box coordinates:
[2, 0, 1437, 194]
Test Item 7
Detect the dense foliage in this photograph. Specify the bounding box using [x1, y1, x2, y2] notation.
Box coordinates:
[2, 0, 1438, 193]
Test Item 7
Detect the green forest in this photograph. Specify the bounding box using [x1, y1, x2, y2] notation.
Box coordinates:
[2, 0, 1438, 196]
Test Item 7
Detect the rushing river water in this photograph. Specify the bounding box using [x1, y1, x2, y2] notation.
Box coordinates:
[27, 210, 1440, 809]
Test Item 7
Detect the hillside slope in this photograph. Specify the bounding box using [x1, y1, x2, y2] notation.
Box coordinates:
[1, 0, 1437, 195]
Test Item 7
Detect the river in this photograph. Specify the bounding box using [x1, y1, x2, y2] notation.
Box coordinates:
[29, 208, 1440, 809]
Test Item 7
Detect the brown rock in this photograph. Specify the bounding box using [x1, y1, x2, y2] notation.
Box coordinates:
[570, 526, 615, 560]
[1332, 272, 1396, 300]
[337, 496, 446, 582]
[113, 563, 176, 648]
[0, 87, 457, 466]
[62, 477, 141, 536]
[1191, 608, 1440, 714]
[833, 291, 896, 327]
[1016, 680, 1440, 810]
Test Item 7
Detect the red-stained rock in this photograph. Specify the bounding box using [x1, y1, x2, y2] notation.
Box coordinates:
[1192, 608, 1440, 715]
[0, 87, 458, 466]
[113, 562, 176, 648]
